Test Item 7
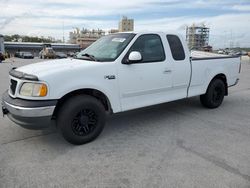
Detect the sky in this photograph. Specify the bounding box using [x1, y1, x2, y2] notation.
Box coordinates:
[0, 0, 250, 48]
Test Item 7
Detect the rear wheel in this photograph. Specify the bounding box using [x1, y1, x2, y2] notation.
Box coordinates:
[57, 95, 106, 145]
[200, 79, 226, 108]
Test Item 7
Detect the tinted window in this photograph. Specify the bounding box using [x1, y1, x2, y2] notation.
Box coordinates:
[129, 34, 165, 63]
[167, 35, 185, 61]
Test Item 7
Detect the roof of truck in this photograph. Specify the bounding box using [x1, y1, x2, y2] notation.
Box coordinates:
[118, 31, 179, 35]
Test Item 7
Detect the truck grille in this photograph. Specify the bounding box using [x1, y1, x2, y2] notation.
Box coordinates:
[10, 79, 17, 95]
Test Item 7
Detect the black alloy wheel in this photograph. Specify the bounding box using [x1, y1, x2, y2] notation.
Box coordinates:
[57, 95, 106, 145]
[200, 79, 226, 108]
[71, 109, 98, 136]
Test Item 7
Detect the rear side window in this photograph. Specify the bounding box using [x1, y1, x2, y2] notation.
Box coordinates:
[129, 34, 165, 63]
[167, 35, 185, 61]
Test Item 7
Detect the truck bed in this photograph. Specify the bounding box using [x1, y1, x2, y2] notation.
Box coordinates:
[188, 50, 240, 98]
[191, 50, 238, 60]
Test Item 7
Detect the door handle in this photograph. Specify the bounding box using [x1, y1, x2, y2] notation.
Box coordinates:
[163, 69, 172, 74]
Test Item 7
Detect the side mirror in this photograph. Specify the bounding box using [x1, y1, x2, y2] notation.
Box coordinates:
[126, 51, 142, 64]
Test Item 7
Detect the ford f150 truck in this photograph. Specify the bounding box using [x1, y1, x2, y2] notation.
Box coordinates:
[2, 32, 241, 145]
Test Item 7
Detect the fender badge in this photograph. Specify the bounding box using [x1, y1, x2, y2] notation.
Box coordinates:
[104, 75, 116, 80]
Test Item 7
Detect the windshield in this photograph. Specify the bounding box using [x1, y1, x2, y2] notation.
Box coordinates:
[76, 33, 135, 62]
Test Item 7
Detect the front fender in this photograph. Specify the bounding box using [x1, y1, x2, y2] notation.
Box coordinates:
[59, 85, 121, 113]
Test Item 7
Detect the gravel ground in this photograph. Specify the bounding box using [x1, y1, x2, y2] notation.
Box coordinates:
[0, 56, 250, 188]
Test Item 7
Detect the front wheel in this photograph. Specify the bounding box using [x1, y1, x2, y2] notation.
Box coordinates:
[200, 79, 226, 108]
[57, 95, 106, 145]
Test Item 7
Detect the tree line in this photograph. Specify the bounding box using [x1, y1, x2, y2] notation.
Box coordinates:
[4, 35, 62, 43]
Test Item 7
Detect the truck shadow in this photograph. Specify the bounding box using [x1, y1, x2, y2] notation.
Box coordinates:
[104, 97, 202, 134]
[39, 96, 204, 148]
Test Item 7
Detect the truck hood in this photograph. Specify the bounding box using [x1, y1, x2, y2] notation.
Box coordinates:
[16, 58, 100, 79]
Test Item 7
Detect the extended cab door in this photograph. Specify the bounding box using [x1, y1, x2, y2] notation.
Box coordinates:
[166, 34, 191, 99]
[117, 33, 173, 111]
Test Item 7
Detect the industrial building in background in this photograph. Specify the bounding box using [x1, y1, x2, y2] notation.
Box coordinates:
[186, 24, 211, 51]
[108, 29, 119, 34]
[69, 16, 134, 49]
[69, 28, 105, 49]
[118, 16, 134, 32]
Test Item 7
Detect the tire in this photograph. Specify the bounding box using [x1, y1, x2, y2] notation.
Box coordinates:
[57, 95, 106, 145]
[200, 79, 226, 109]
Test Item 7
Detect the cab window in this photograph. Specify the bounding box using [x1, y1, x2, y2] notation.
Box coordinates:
[167, 35, 185, 61]
[129, 34, 165, 63]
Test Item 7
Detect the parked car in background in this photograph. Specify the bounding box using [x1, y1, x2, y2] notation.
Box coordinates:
[228, 50, 235, 56]
[241, 51, 248, 56]
[55, 52, 67, 59]
[0, 51, 5, 63]
[235, 51, 242, 56]
[14, 51, 23, 58]
[217, 50, 224, 54]
[21, 52, 34, 59]
[217, 49, 248, 56]
[67, 52, 75, 57]
[223, 48, 230, 55]
[39, 47, 56, 59]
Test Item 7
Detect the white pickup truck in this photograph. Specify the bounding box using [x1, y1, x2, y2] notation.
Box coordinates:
[2, 32, 241, 145]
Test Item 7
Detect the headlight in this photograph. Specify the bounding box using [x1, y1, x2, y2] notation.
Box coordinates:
[20, 83, 48, 97]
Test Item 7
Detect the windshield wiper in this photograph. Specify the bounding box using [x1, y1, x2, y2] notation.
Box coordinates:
[81, 53, 98, 61]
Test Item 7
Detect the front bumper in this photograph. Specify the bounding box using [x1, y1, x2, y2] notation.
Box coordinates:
[2, 91, 57, 129]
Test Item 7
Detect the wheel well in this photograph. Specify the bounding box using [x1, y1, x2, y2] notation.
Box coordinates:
[52, 89, 112, 119]
[212, 74, 228, 95]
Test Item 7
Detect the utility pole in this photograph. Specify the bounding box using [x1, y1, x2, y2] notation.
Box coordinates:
[63, 20, 65, 43]
[230, 30, 233, 49]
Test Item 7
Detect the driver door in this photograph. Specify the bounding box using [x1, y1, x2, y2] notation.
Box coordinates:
[117, 34, 173, 111]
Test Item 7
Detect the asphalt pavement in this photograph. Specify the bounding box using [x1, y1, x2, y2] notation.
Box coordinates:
[0, 56, 250, 188]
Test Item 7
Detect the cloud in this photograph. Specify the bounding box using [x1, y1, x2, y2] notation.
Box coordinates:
[0, 13, 30, 30]
[135, 13, 250, 48]
[0, 0, 250, 48]
[232, 5, 250, 11]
